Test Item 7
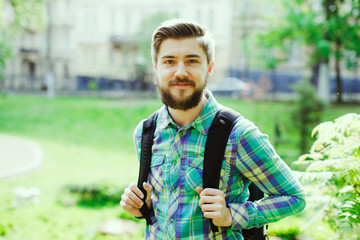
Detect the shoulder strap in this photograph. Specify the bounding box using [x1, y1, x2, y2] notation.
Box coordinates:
[203, 107, 241, 232]
[203, 107, 241, 189]
[204, 107, 266, 240]
[137, 111, 158, 225]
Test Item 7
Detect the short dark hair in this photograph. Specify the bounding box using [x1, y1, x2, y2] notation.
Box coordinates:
[151, 19, 215, 64]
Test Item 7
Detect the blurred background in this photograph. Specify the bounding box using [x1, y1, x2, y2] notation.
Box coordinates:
[0, 0, 360, 239]
[1, 0, 360, 102]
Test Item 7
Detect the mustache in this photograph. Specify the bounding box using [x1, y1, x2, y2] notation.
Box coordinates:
[168, 78, 195, 86]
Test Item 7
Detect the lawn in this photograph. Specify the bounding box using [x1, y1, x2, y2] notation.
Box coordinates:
[0, 94, 358, 239]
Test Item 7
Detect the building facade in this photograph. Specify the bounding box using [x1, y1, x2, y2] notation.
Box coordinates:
[3, 0, 235, 91]
[4, 0, 359, 97]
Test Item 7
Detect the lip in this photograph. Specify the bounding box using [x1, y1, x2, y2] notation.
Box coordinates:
[171, 84, 193, 88]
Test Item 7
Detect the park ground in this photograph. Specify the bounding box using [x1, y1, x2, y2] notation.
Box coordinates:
[0, 94, 359, 239]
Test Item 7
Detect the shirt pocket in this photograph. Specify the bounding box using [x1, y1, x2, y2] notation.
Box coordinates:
[185, 156, 203, 193]
[149, 155, 166, 194]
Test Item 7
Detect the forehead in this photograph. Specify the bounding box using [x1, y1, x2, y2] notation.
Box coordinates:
[158, 38, 207, 59]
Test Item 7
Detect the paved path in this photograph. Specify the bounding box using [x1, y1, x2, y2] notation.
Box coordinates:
[0, 134, 44, 179]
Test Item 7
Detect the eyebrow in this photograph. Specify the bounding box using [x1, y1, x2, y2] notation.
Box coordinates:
[186, 54, 201, 58]
[160, 55, 175, 59]
[160, 54, 202, 59]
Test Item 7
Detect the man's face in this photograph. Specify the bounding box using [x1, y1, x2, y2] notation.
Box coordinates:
[154, 38, 214, 111]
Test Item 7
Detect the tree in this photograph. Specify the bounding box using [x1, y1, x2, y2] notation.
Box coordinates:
[0, 0, 47, 80]
[291, 78, 323, 153]
[257, 0, 360, 103]
[136, 13, 175, 66]
[134, 12, 175, 89]
[294, 113, 360, 239]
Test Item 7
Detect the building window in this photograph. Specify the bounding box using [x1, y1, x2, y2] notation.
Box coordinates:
[64, 30, 70, 50]
[123, 48, 129, 67]
[197, 9, 202, 24]
[289, 41, 300, 65]
[65, 0, 71, 15]
[92, 48, 97, 66]
[109, 48, 114, 66]
[110, 12, 116, 35]
[83, 49, 89, 65]
[84, 7, 97, 33]
[124, 12, 131, 35]
[51, 1, 58, 19]
[64, 63, 70, 78]
[209, 9, 214, 31]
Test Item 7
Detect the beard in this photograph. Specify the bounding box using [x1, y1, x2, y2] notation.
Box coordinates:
[157, 77, 207, 111]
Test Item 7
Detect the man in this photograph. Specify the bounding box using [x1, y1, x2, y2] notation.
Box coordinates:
[120, 19, 306, 239]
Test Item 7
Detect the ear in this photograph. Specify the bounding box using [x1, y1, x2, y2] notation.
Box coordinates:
[208, 61, 215, 77]
[153, 63, 157, 71]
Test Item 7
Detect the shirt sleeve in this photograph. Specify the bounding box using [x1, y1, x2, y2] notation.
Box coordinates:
[228, 118, 306, 230]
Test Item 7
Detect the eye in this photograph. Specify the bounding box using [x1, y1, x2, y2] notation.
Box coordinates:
[188, 59, 200, 64]
[163, 59, 175, 64]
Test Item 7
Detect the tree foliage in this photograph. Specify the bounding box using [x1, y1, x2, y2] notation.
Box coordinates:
[135, 12, 175, 84]
[0, 0, 47, 79]
[295, 113, 360, 238]
[257, 0, 360, 103]
[136, 12, 176, 64]
[291, 78, 323, 153]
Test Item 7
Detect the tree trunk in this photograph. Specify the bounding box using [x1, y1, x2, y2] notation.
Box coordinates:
[311, 62, 320, 88]
[324, 0, 343, 103]
[335, 59, 342, 103]
[335, 41, 342, 103]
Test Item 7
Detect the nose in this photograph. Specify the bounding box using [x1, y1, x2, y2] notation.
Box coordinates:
[174, 61, 188, 78]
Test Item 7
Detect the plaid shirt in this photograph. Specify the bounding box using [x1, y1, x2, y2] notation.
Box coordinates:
[134, 91, 306, 240]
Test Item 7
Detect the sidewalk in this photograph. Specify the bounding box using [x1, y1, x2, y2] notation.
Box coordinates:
[0, 134, 44, 179]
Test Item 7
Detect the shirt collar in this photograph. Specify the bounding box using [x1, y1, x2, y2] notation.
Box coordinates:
[156, 90, 221, 134]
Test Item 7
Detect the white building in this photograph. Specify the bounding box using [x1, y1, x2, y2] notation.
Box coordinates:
[3, 0, 236, 91]
[4, 0, 359, 98]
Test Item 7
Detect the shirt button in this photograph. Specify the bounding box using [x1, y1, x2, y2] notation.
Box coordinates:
[170, 218, 174, 223]
[172, 188, 176, 193]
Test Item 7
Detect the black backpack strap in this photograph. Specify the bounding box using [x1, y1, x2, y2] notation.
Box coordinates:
[137, 111, 159, 225]
[203, 107, 241, 232]
[204, 107, 266, 239]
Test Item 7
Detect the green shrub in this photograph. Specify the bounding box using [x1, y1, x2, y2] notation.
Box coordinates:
[267, 216, 302, 240]
[291, 78, 323, 153]
[0, 221, 13, 236]
[88, 78, 98, 90]
[295, 113, 360, 239]
[59, 183, 125, 207]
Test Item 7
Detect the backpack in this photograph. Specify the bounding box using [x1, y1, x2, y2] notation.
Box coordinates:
[137, 107, 267, 240]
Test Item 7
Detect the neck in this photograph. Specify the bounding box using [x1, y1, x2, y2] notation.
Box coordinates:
[168, 94, 208, 127]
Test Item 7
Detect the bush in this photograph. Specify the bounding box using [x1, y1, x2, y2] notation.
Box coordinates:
[0, 221, 13, 236]
[88, 78, 98, 90]
[59, 183, 125, 208]
[267, 216, 302, 240]
[294, 113, 360, 239]
[291, 78, 323, 153]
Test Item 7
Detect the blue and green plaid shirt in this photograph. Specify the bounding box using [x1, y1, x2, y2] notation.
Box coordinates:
[134, 91, 306, 239]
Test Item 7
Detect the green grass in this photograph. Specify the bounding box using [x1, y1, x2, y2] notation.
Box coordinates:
[0, 94, 358, 239]
[0, 96, 161, 240]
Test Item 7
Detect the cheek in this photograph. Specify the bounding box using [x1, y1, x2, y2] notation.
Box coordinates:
[156, 68, 172, 80]
[155, 72, 170, 88]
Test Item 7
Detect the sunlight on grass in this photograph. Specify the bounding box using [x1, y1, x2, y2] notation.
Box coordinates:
[0, 137, 144, 239]
[0, 95, 358, 239]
